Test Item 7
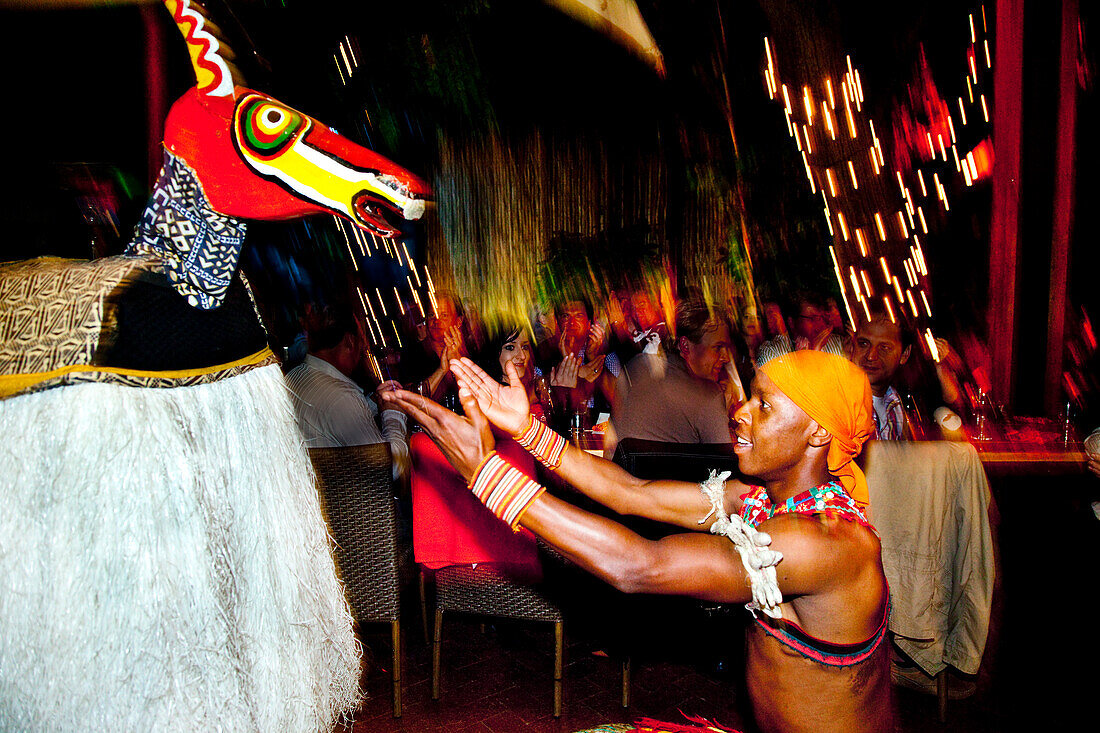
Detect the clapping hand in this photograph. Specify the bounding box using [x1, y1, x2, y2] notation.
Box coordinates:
[933, 337, 964, 372]
[586, 321, 607, 357]
[557, 330, 578, 359]
[440, 325, 465, 368]
[381, 384, 495, 481]
[577, 355, 605, 383]
[449, 357, 532, 436]
[550, 354, 579, 389]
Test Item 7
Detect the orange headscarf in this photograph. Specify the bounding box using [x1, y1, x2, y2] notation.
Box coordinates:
[760, 350, 875, 506]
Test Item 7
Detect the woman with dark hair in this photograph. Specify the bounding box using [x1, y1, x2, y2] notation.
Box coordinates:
[478, 324, 553, 424]
[408, 322, 547, 586]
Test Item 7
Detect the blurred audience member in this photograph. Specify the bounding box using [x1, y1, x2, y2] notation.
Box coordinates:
[848, 308, 965, 440]
[532, 300, 559, 367]
[825, 297, 846, 335]
[285, 308, 409, 480]
[756, 293, 847, 366]
[608, 298, 733, 454]
[740, 306, 766, 363]
[404, 291, 468, 404]
[604, 288, 634, 359]
[761, 301, 787, 340]
[848, 309, 915, 441]
[625, 287, 669, 356]
[723, 326, 756, 417]
[549, 297, 620, 422]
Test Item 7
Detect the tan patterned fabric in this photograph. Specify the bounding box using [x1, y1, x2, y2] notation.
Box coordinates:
[0, 256, 275, 401]
[0, 256, 153, 378]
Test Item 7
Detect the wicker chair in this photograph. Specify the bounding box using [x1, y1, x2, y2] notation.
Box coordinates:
[430, 563, 565, 717]
[308, 444, 403, 717]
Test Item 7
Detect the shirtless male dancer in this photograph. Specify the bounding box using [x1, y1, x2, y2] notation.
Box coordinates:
[384, 349, 893, 733]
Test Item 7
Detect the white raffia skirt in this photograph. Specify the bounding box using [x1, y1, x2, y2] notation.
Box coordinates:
[0, 364, 361, 731]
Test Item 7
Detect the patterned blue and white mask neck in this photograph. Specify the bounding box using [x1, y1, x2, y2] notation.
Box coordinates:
[127, 150, 247, 310]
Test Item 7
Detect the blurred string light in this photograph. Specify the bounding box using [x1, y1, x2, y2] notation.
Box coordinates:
[331, 209, 438, 379]
[333, 35, 359, 86]
[760, 4, 993, 347]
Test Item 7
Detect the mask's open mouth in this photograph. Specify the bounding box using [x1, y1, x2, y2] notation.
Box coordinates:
[350, 173, 427, 230]
[352, 191, 408, 237]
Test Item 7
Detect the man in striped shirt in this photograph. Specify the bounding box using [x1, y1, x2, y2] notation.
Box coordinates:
[755, 293, 848, 367]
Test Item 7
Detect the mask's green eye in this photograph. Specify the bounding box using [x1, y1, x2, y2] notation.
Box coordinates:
[237, 97, 305, 158]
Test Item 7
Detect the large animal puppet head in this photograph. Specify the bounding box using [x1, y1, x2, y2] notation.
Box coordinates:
[162, 0, 429, 236]
[127, 0, 430, 308]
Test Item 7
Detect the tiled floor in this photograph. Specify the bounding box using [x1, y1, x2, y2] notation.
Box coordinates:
[344, 606, 746, 733]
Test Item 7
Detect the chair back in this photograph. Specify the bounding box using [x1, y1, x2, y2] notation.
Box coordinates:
[309, 443, 398, 624]
[610, 438, 740, 539]
[612, 438, 738, 482]
[863, 439, 994, 677]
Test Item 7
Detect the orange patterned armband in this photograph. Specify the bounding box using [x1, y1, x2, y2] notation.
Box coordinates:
[514, 414, 567, 470]
[469, 452, 547, 529]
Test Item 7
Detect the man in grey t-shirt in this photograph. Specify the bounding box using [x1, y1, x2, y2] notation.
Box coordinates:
[608, 299, 734, 454]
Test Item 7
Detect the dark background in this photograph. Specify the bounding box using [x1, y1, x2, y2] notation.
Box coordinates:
[0, 0, 1095, 417]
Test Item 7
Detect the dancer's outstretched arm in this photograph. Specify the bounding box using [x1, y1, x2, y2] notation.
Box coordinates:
[445, 357, 748, 529]
[382, 385, 794, 604]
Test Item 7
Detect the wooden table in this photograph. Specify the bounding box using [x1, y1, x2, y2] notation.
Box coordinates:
[972, 440, 1087, 477]
[573, 424, 1090, 479]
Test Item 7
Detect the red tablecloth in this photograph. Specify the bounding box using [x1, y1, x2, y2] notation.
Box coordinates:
[410, 432, 542, 580]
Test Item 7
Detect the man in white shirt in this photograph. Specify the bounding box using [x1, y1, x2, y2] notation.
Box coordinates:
[609, 299, 736, 454]
[848, 310, 912, 441]
[848, 308, 964, 442]
[285, 311, 409, 480]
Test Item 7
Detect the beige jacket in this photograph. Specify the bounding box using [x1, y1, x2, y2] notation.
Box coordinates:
[863, 440, 996, 676]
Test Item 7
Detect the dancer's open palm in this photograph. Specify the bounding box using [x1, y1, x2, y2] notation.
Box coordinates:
[450, 357, 530, 435]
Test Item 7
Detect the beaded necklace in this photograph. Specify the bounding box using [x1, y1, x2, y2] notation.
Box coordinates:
[739, 481, 871, 530]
